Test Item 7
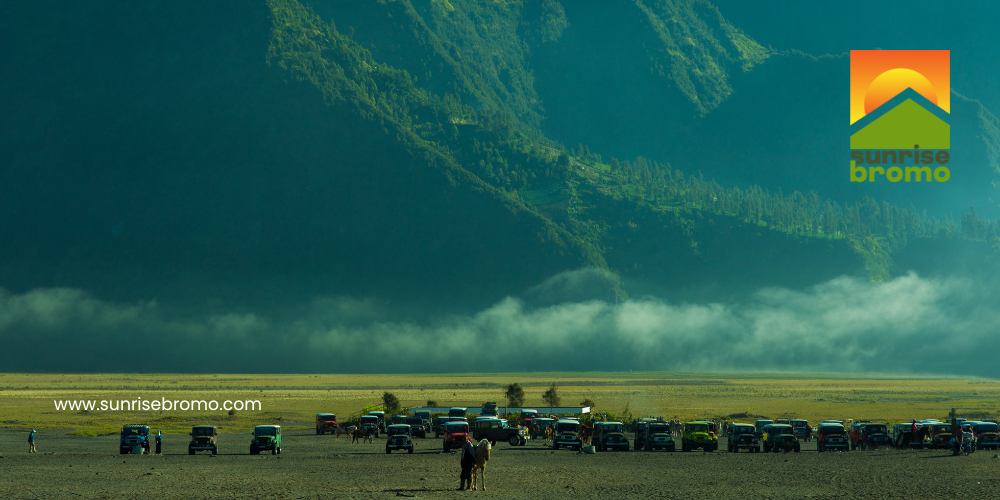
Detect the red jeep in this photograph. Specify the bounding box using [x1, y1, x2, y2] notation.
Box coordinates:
[315, 413, 338, 435]
[849, 422, 891, 450]
[442, 421, 470, 453]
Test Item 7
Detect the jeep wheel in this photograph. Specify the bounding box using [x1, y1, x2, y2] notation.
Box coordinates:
[250, 446, 258, 455]
[728, 443, 733, 452]
[552, 443, 559, 450]
[189, 448, 195, 455]
[491, 440, 497, 447]
[443, 444, 450, 453]
[408, 447, 413, 454]
[386, 448, 391, 454]
[518, 437, 526, 446]
[212, 447, 217, 455]
[120, 447, 127, 455]
[509, 435, 520, 446]
[276, 446, 281, 455]
[316, 428, 321, 435]
[794, 444, 801, 453]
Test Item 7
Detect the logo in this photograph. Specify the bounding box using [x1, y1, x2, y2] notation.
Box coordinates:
[849, 50, 950, 182]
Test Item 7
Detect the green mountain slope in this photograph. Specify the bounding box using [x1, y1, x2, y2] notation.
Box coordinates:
[2, 0, 999, 313]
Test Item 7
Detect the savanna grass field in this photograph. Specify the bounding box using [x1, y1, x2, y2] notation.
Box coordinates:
[4, 372, 999, 434]
[5, 372, 1000, 499]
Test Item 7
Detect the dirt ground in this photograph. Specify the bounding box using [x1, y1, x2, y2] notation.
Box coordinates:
[2, 428, 999, 499]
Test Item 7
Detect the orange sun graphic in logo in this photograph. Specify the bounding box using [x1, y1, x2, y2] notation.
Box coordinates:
[850, 50, 949, 124]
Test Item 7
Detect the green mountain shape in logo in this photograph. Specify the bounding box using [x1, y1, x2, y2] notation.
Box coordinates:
[850, 89, 950, 150]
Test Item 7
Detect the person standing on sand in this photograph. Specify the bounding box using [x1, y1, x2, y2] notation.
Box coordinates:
[459, 436, 476, 491]
[28, 429, 36, 453]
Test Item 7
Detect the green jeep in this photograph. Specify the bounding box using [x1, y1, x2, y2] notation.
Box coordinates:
[681, 422, 718, 452]
[250, 425, 281, 455]
[762, 424, 800, 453]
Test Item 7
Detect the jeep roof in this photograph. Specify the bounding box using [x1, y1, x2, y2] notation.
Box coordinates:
[316, 413, 336, 419]
[596, 421, 623, 426]
[731, 423, 755, 431]
[444, 421, 469, 429]
[765, 423, 794, 429]
[192, 425, 217, 433]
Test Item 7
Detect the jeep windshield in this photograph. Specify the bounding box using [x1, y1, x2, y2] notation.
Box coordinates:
[975, 423, 998, 432]
[820, 426, 844, 435]
[687, 424, 710, 433]
[769, 426, 794, 435]
[255, 428, 277, 436]
[602, 424, 624, 433]
[557, 423, 579, 433]
[360, 416, 378, 424]
[405, 418, 422, 425]
[649, 424, 670, 433]
[445, 423, 469, 433]
[192, 427, 215, 436]
[122, 428, 147, 435]
[732, 425, 755, 435]
[865, 425, 887, 434]
[317, 415, 336, 421]
[388, 427, 410, 436]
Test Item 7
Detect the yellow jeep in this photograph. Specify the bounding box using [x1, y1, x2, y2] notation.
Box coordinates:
[681, 421, 718, 452]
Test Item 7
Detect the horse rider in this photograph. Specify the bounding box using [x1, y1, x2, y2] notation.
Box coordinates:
[459, 436, 476, 491]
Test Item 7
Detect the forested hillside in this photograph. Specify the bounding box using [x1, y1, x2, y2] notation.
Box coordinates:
[2, 0, 999, 313]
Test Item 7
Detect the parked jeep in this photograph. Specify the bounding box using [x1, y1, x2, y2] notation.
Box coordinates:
[928, 423, 953, 449]
[250, 425, 281, 455]
[644, 421, 676, 451]
[404, 416, 427, 438]
[473, 418, 526, 446]
[449, 407, 468, 419]
[315, 413, 338, 435]
[385, 424, 414, 454]
[592, 422, 629, 451]
[970, 421, 1000, 450]
[188, 425, 218, 455]
[633, 418, 660, 450]
[435, 416, 467, 438]
[119, 424, 151, 454]
[754, 419, 773, 439]
[442, 421, 470, 452]
[391, 414, 408, 425]
[849, 423, 891, 450]
[360, 415, 381, 438]
[552, 419, 583, 451]
[817, 423, 849, 452]
[762, 424, 800, 453]
[790, 419, 809, 439]
[727, 423, 760, 453]
[367, 410, 387, 432]
[531, 417, 555, 439]
[681, 421, 718, 452]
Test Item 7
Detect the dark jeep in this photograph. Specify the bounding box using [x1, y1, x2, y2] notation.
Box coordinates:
[119, 424, 151, 455]
[360, 415, 381, 438]
[762, 424, 800, 453]
[754, 419, 773, 439]
[552, 419, 583, 451]
[849, 423, 891, 450]
[592, 422, 630, 451]
[644, 421, 676, 451]
[405, 416, 427, 438]
[817, 423, 849, 452]
[633, 418, 660, 451]
[188, 425, 218, 455]
[473, 418, 526, 446]
[385, 424, 414, 454]
[727, 423, 760, 453]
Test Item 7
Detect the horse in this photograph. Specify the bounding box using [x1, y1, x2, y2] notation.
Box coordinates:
[351, 428, 363, 444]
[363, 427, 376, 444]
[543, 427, 554, 444]
[335, 425, 355, 440]
[578, 424, 592, 446]
[470, 439, 492, 491]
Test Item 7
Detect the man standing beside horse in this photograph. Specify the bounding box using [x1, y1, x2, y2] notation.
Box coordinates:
[459, 436, 477, 491]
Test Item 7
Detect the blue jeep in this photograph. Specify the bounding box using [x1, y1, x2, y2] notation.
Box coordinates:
[120, 424, 151, 454]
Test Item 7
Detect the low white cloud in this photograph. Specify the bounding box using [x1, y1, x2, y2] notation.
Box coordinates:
[0, 271, 997, 375]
